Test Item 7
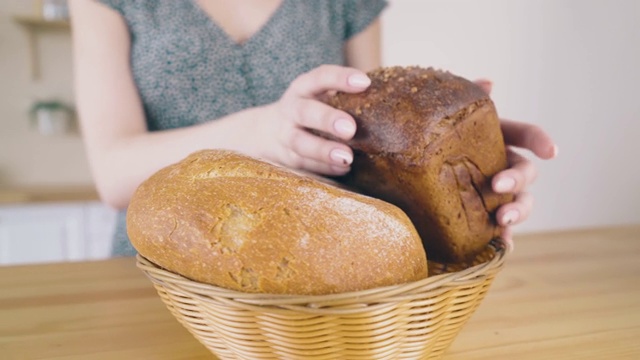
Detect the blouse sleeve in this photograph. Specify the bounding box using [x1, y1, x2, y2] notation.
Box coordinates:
[342, 0, 388, 40]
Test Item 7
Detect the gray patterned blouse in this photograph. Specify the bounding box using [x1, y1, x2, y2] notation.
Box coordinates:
[96, 0, 388, 256]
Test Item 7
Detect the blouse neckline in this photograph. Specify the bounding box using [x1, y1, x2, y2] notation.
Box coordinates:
[188, 0, 289, 49]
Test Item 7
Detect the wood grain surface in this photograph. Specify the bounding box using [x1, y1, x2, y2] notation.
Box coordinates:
[1, 225, 638, 359]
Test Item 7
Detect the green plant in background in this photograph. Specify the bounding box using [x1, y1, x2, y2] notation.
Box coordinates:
[29, 100, 75, 135]
[29, 100, 73, 120]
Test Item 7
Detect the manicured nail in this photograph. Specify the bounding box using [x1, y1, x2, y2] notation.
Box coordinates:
[478, 80, 492, 89]
[495, 177, 516, 192]
[348, 74, 371, 88]
[506, 237, 515, 253]
[331, 165, 351, 174]
[330, 149, 353, 165]
[502, 210, 520, 225]
[334, 118, 356, 137]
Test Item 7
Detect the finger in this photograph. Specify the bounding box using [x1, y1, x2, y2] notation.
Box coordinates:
[500, 226, 514, 253]
[287, 128, 354, 167]
[287, 152, 351, 176]
[288, 65, 371, 98]
[492, 149, 538, 193]
[474, 79, 493, 94]
[496, 191, 534, 227]
[501, 119, 558, 159]
[293, 99, 357, 140]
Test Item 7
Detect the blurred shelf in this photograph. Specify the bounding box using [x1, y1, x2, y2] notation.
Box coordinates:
[13, 15, 70, 30]
[12, 15, 71, 81]
[0, 186, 99, 205]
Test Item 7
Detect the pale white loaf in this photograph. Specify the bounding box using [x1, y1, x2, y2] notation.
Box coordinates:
[126, 150, 428, 295]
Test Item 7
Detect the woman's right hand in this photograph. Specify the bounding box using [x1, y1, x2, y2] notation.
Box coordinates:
[259, 65, 372, 176]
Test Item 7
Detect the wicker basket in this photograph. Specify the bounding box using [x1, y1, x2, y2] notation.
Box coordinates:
[136, 239, 507, 360]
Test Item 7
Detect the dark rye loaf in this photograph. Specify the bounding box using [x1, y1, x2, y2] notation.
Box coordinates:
[322, 66, 513, 263]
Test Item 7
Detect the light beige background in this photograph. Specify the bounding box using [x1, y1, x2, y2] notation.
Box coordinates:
[0, 0, 639, 233]
[0, 0, 92, 187]
[382, 0, 640, 233]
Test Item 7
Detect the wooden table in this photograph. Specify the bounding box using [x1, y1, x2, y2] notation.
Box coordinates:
[1, 225, 639, 359]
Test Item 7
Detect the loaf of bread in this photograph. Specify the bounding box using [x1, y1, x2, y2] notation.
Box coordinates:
[321, 66, 513, 263]
[126, 150, 428, 295]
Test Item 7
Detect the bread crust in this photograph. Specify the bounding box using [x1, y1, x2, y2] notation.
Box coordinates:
[322, 66, 514, 262]
[127, 150, 428, 295]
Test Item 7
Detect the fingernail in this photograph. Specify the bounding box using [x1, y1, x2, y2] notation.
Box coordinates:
[495, 177, 516, 192]
[334, 118, 356, 137]
[331, 165, 351, 174]
[478, 80, 492, 88]
[348, 74, 371, 88]
[507, 237, 515, 253]
[330, 149, 353, 165]
[502, 210, 520, 225]
[551, 144, 559, 158]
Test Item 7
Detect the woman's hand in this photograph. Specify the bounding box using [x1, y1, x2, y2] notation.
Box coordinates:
[476, 80, 558, 249]
[259, 65, 372, 176]
[494, 120, 557, 248]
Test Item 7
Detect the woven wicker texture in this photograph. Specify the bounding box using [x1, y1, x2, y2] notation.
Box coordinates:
[137, 239, 506, 360]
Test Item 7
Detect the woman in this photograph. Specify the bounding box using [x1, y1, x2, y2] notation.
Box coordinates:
[69, 0, 557, 256]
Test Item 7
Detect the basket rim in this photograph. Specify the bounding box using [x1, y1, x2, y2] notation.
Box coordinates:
[136, 238, 507, 307]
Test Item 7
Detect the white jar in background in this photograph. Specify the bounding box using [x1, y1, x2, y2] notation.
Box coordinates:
[29, 100, 74, 136]
[34, 107, 71, 135]
[41, 0, 69, 21]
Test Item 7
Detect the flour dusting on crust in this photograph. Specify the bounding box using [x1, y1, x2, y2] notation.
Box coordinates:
[298, 186, 410, 242]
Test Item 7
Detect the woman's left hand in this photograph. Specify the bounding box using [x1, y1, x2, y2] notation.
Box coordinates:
[475, 80, 558, 249]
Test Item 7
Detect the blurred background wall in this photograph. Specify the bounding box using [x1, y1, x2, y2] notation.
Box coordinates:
[383, 0, 640, 233]
[0, 0, 639, 234]
[0, 0, 91, 187]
